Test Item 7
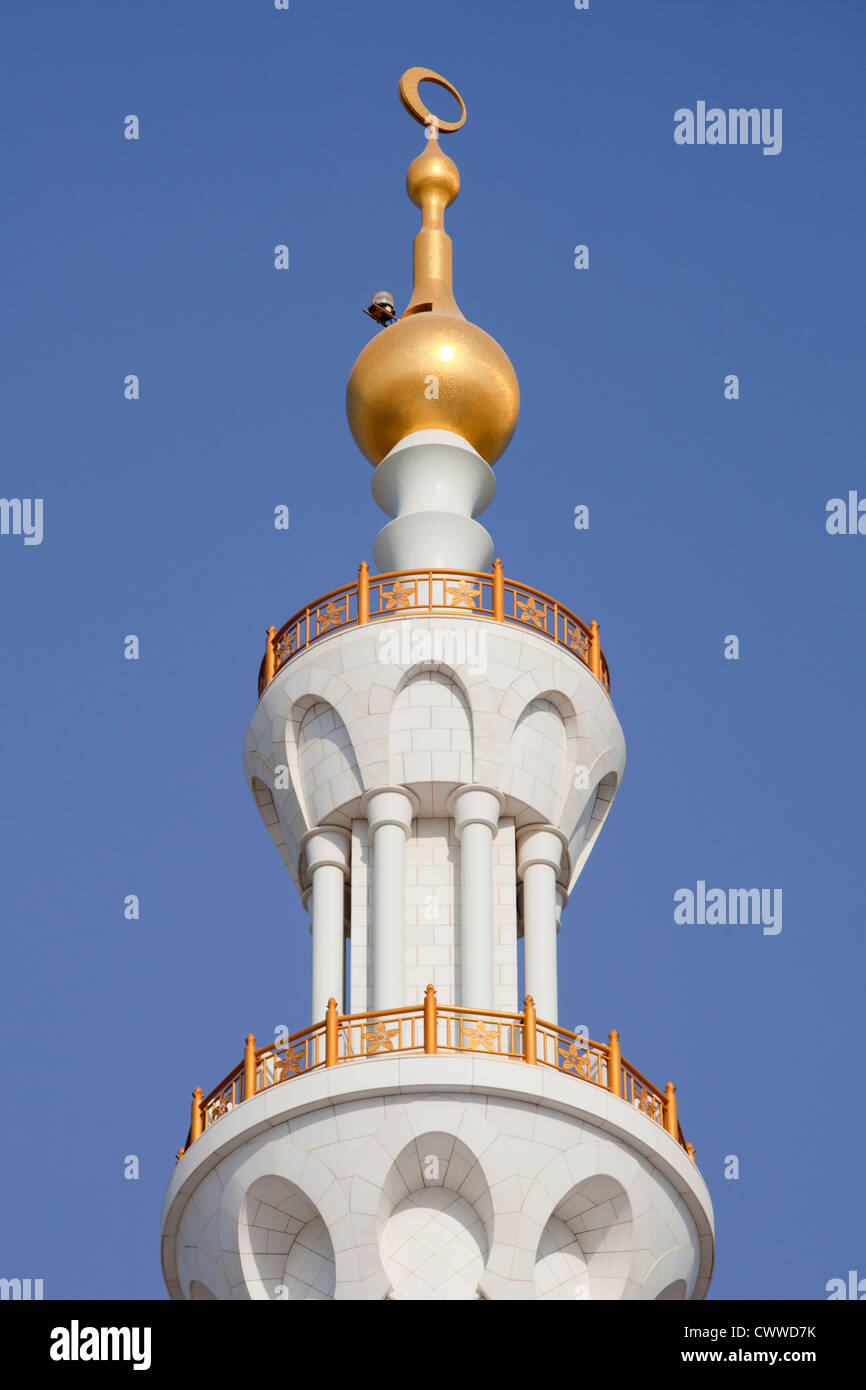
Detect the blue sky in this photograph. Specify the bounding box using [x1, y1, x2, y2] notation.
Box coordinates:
[1, 0, 864, 1300]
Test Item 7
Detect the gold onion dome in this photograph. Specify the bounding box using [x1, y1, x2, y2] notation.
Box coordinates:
[346, 68, 520, 467]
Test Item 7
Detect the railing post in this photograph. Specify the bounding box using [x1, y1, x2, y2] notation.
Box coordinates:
[423, 983, 438, 1053]
[607, 1029, 622, 1098]
[325, 997, 339, 1067]
[190, 1087, 203, 1143]
[264, 626, 276, 686]
[664, 1081, 678, 1138]
[686, 1143, 696, 1164]
[523, 995, 537, 1064]
[244, 1034, 257, 1100]
[589, 620, 602, 682]
[492, 558, 505, 621]
[358, 561, 369, 624]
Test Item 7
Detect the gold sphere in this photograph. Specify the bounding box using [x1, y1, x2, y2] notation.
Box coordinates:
[406, 145, 460, 211]
[346, 312, 520, 466]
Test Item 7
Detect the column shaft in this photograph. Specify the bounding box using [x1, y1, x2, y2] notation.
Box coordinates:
[449, 786, 502, 1011]
[516, 825, 566, 1025]
[302, 827, 351, 1022]
[372, 822, 408, 1009]
[362, 788, 418, 1012]
[522, 861, 558, 1023]
[460, 820, 495, 1009]
[311, 863, 346, 1019]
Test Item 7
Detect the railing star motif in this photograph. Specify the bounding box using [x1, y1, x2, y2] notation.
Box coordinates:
[363, 1022, 401, 1054]
[274, 1048, 304, 1081]
[557, 1040, 590, 1078]
[460, 1020, 500, 1052]
[446, 578, 481, 608]
[516, 595, 546, 629]
[317, 601, 346, 634]
[382, 580, 415, 610]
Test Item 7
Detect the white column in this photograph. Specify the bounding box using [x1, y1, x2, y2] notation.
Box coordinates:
[516, 825, 566, 1024]
[302, 828, 351, 1020]
[361, 787, 418, 1010]
[448, 785, 502, 1009]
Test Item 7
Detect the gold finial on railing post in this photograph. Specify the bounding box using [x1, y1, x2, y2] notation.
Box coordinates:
[686, 1143, 696, 1164]
[264, 626, 276, 686]
[423, 983, 438, 1053]
[244, 1034, 257, 1100]
[522, 995, 537, 1064]
[607, 1030, 622, 1097]
[325, 998, 339, 1067]
[663, 1081, 678, 1138]
[358, 561, 370, 624]
[492, 558, 505, 621]
[589, 620, 602, 682]
[190, 1087, 203, 1143]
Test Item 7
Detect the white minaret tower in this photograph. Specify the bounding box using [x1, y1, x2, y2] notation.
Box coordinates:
[161, 67, 714, 1301]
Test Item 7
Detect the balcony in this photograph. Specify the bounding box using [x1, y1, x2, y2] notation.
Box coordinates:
[176, 989, 694, 1163]
[258, 560, 611, 697]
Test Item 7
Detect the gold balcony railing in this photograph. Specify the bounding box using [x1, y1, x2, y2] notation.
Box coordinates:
[176, 989, 694, 1163]
[257, 560, 610, 696]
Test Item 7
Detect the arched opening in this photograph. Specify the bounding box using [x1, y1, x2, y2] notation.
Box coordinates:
[534, 1174, 632, 1300]
[242, 1175, 336, 1300]
[379, 1131, 491, 1300]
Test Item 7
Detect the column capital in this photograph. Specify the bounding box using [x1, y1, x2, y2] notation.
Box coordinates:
[516, 823, 568, 879]
[300, 826, 352, 877]
[361, 785, 419, 837]
[446, 784, 504, 838]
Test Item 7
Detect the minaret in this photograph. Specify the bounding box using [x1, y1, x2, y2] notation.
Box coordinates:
[161, 68, 714, 1302]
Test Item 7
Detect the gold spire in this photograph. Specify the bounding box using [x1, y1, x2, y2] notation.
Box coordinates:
[346, 68, 519, 468]
[399, 68, 464, 318]
[404, 139, 461, 317]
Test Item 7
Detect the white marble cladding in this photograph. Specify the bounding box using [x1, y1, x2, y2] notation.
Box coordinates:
[161, 1057, 714, 1301]
[243, 615, 626, 903]
[349, 815, 517, 1012]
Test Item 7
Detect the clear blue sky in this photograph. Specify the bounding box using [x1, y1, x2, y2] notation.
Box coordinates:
[1, 0, 863, 1300]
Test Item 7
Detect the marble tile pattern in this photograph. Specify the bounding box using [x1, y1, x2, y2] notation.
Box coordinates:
[162, 1058, 714, 1302]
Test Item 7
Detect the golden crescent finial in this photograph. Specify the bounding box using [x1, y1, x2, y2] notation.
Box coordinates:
[398, 67, 467, 134]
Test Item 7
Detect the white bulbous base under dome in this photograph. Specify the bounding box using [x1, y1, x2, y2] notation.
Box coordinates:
[371, 429, 496, 572]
